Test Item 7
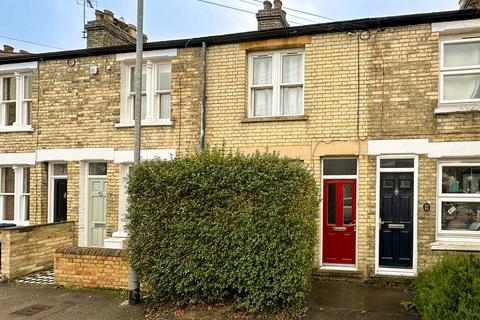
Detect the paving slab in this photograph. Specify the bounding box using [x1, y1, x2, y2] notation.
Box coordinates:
[0, 282, 144, 320]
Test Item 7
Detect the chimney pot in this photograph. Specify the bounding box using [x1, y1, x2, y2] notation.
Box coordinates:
[127, 24, 137, 38]
[263, 1, 272, 10]
[256, 0, 289, 30]
[103, 9, 114, 22]
[95, 10, 104, 21]
[3, 45, 14, 53]
[274, 0, 282, 9]
[19, 50, 29, 54]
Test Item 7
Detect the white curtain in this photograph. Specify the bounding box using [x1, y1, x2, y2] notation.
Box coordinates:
[254, 89, 272, 117]
[444, 74, 480, 101]
[159, 94, 171, 119]
[444, 42, 480, 68]
[157, 64, 171, 91]
[253, 56, 272, 85]
[282, 54, 302, 84]
[282, 87, 303, 115]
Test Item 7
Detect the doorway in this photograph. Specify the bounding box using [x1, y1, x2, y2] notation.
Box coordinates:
[87, 162, 107, 247]
[48, 163, 68, 223]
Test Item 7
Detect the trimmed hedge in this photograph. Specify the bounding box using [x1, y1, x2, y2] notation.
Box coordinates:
[413, 255, 480, 320]
[126, 150, 319, 313]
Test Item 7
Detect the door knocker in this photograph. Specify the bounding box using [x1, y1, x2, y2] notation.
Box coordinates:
[394, 188, 400, 196]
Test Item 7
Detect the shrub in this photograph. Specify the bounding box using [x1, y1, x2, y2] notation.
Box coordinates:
[126, 150, 319, 314]
[413, 254, 480, 320]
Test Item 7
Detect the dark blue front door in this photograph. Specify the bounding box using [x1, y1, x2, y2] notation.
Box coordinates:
[379, 173, 414, 268]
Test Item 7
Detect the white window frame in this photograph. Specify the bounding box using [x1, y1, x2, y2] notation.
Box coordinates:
[436, 161, 480, 242]
[0, 73, 33, 132]
[439, 37, 480, 104]
[118, 59, 172, 127]
[0, 166, 31, 226]
[47, 162, 68, 223]
[248, 49, 305, 118]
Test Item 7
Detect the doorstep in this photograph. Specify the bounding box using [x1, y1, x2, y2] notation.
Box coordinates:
[313, 268, 363, 282]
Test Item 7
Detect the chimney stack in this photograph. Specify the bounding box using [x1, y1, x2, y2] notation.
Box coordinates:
[85, 9, 148, 49]
[460, 0, 480, 9]
[256, 0, 289, 31]
[0, 45, 29, 57]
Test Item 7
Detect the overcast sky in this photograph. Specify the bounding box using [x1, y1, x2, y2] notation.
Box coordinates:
[0, 0, 459, 53]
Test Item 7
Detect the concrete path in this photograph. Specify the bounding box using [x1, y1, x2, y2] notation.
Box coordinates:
[306, 280, 419, 320]
[0, 282, 144, 320]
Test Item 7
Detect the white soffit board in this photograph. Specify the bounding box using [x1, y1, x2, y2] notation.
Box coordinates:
[367, 139, 429, 156]
[0, 153, 36, 165]
[116, 49, 178, 61]
[0, 61, 38, 73]
[432, 19, 480, 33]
[36, 148, 115, 162]
[114, 149, 176, 163]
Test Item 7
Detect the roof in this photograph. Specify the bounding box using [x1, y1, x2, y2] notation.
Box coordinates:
[1, 9, 479, 65]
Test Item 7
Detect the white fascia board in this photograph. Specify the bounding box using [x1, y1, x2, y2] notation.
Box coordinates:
[432, 19, 480, 33]
[428, 141, 480, 158]
[114, 149, 176, 164]
[367, 139, 429, 156]
[116, 49, 177, 62]
[0, 153, 36, 166]
[36, 148, 115, 162]
[0, 61, 38, 74]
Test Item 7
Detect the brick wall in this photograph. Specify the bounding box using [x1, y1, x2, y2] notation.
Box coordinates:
[0, 222, 74, 279]
[54, 247, 128, 290]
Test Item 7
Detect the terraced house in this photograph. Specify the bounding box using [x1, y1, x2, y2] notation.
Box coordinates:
[1, 0, 480, 280]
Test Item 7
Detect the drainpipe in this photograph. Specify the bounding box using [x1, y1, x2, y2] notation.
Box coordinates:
[199, 41, 207, 152]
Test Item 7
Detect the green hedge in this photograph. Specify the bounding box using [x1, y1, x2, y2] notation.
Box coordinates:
[126, 150, 319, 313]
[413, 255, 480, 320]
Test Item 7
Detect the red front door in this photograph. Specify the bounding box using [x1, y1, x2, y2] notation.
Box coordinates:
[322, 180, 357, 265]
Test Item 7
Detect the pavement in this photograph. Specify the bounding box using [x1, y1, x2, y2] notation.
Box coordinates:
[0, 282, 144, 320]
[0, 279, 418, 320]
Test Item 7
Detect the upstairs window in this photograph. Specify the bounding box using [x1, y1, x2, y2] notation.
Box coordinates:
[249, 50, 304, 117]
[0, 73, 32, 130]
[119, 61, 172, 126]
[440, 38, 480, 103]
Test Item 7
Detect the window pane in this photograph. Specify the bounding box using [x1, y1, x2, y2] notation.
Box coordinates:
[442, 166, 480, 194]
[441, 202, 480, 232]
[23, 195, 29, 221]
[444, 74, 480, 101]
[327, 184, 336, 225]
[343, 184, 353, 225]
[380, 159, 414, 169]
[282, 54, 303, 83]
[24, 101, 32, 125]
[444, 42, 480, 68]
[159, 94, 171, 119]
[23, 168, 30, 194]
[323, 159, 357, 176]
[89, 163, 107, 176]
[2, 77, 16, 101]
[156, 64, 171, 91]
[253, 89, 272, 117]
[6, 102, 16, 125]
[2, 195, 15, 220]
[1, 167, 15, 193]
[253, 56, 272, 85]
[53, 164, 68, 176]
[130, 66, 146, 92]
[23, 75, 32, 99]
[132, 95, 147, 120]
[282, 86, 303, 115]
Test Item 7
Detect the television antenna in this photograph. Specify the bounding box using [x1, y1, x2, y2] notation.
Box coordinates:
[77, 0, 98, 39]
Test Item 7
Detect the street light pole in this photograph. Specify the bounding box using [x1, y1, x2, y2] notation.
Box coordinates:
[129, 0, 143, 305]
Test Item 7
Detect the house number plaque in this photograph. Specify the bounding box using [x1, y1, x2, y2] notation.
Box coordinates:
[423, 203, 431, 212]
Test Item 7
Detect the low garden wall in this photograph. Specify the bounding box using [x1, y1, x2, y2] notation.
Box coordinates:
[0, 222, 74, 279]
[54, 247, 128, 290]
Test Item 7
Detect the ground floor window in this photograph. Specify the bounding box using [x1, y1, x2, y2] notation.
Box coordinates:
[0, 166, 30, 224]
[438, 162, 480, 239]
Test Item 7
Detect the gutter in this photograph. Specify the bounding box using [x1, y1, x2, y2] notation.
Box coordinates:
[1, 9, 480, 65]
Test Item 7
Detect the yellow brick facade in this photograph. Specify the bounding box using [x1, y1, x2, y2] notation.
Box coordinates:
[1, 18, 480, 280]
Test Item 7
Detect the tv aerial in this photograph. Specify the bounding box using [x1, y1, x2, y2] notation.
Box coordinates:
[77, 0, 98, 39]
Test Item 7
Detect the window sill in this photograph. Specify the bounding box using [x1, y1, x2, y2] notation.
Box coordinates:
[241, 115, 308, 123]
[115, 120, 174, 128]
[0, 126, 33, 133]
[435, 103, 480, 114]
[431, 241, 480, 252]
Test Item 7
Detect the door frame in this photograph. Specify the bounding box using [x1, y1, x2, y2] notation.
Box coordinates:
[85, 162, 108, 247]
[375, 154, 418, 277]
[320, 157, 359, 271]
[47, 162, 68, 223]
